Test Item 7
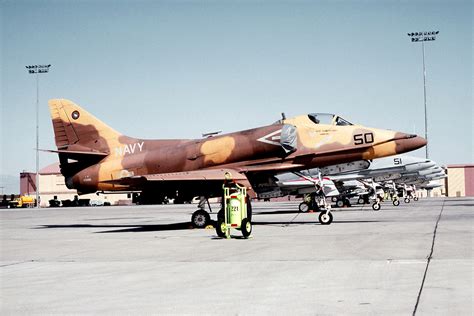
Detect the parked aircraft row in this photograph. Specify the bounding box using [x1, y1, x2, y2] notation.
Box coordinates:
[271, 154, 445, 213]
[47, 99, 427, 227]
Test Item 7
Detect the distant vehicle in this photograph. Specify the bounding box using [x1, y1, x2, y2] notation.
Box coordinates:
[8, 196, 36, 208]
[49, 199, 61, 207]
[90, 200, 105, 207]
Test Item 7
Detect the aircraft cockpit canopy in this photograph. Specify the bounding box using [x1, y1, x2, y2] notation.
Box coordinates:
[307, 113, 353, 126]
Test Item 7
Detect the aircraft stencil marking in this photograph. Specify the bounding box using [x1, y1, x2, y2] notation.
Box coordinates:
[115, 142, 145, 157]
[257, 130, 282, 146]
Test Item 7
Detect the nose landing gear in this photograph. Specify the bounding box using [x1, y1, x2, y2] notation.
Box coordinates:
[319, 210, 333, 225]
[372, 202, 381, 211]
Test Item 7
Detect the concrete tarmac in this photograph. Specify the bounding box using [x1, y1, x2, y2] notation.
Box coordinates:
[1, 198, 472, 315]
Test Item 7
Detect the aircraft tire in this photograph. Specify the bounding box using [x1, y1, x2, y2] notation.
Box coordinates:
[372, 203, 381, 211]
[336, 199, 344, 208]
[299, 202, 310, 212]
[216, 218, 227, 238]
[241, 218, 252, 238]
[319, 212, 333, 225]
[392, 199, 400, 206]
[404, 198, 410, 203]
[191, 209, 210, 228]
[414, 197, 419, 201]
[357, 198, 364, 204]
[331, 197, 338, 202]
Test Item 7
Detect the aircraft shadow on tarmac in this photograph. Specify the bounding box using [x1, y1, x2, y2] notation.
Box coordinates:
[443, 203, 474, 207]
[444, 198, 474, 203]
[252, 220, 380, 226]
[254, 210, 305, 215]
[253, 208, 378, 215]
[36, 218, 381, 234]
[36, 222, 193, 233]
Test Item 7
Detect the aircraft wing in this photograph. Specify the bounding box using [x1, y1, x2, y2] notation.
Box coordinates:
[329, 171, 403, 182]
[275, 175, 340, 197]
[239, 162, 306, 173]
[101, 168, 249, 185]
[142, 169, 249, 181]
[99, 168, 256, 198]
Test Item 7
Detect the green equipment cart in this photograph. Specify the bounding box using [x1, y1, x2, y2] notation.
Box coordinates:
[216, 183, 252, 239]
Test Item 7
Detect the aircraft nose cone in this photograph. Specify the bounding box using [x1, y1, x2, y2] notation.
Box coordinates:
[394, 133, 427, 153]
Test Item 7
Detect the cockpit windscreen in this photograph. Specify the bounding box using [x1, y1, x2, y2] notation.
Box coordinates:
[308, 113, 353, 126]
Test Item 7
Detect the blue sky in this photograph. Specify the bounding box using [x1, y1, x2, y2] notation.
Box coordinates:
[1, 0, 472, 193]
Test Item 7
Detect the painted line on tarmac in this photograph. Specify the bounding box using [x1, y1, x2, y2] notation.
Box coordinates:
[283, 212, 301, 227]
[0, 260, 37, 268]
[412, 198, 446, 316]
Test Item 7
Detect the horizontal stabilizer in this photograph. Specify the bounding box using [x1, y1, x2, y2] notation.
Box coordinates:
[41, 149, 108, 160]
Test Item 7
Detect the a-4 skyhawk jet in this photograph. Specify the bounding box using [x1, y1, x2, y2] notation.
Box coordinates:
[47, 100, 426, 227]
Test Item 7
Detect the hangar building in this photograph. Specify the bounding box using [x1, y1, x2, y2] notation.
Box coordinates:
[445, 164, 474, 197]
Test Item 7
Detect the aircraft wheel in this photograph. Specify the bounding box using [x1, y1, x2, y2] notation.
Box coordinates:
[319, 212, 333, 225]
[331, 196, 338, 202]
[372, 203, 381, 211]
[299, 202, 310, 212]
[357, 198, 364, 204]
[216, 218, 227, 238]
[414, 197, 419, 201]
[191, 209, 210, 228]
[404, 198, 410, 203]
[241, 218, 252, 238]
[392, 199, 400, 206]
[336, 199, 344, 208]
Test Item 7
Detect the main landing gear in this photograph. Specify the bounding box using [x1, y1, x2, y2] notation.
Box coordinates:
[191, 209, 211, 228]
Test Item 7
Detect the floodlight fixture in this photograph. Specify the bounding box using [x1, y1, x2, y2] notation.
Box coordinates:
[25, 64, 51, 74]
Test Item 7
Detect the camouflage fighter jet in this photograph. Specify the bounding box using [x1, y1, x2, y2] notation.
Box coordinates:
[47, 100, 426, 227]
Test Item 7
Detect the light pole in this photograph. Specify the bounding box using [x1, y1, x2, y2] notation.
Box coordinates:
[25, 64, 51, 208]
[407, 31, 438, 159]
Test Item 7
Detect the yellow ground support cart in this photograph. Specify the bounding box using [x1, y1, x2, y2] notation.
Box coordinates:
[216, 183, 252, 239]
[8, 196, 36, 208]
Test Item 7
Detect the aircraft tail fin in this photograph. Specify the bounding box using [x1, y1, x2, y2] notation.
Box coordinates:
[48, 99, 122, 153]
